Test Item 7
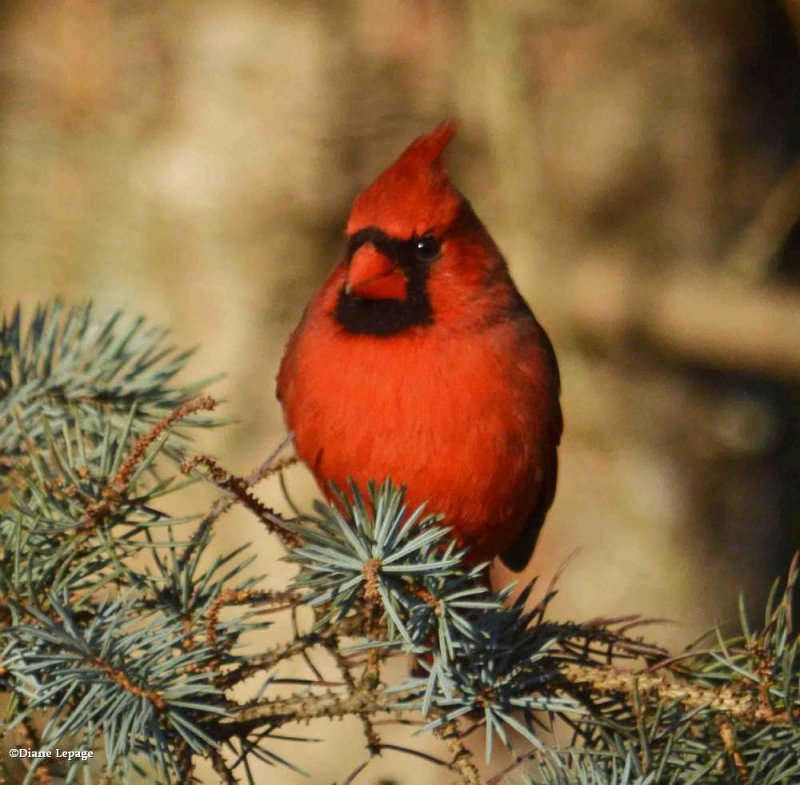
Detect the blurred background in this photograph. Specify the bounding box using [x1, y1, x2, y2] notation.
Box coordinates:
[1, 1, 799, 782]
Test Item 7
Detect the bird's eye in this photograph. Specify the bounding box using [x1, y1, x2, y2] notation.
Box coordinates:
[413, 234, 441, 262]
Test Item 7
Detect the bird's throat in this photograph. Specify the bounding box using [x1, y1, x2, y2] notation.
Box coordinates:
[334, 285, 432, 336]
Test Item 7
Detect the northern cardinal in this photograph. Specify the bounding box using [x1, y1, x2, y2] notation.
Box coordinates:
[277, 123, 561, 571]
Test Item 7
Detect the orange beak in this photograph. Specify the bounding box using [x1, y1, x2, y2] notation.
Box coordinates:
[345, 244, 408, 300]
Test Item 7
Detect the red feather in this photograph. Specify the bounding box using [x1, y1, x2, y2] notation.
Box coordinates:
[278, 124, 562, 570]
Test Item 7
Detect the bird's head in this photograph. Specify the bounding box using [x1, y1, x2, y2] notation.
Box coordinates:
[335, 123, 507, 337]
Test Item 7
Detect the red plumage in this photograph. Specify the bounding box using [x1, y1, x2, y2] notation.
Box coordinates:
[277, 124, 562, 571]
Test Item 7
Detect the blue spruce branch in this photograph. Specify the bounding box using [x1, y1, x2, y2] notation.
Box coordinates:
[2, 302, 800, 785]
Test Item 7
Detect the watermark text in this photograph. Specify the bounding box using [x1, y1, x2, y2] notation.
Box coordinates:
[8, 748, 94, 762]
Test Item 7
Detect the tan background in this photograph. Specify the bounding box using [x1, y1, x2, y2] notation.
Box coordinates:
[2, 1, 799, 782]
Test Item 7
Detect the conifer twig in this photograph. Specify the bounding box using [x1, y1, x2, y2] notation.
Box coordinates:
[435, 722, 481, 785]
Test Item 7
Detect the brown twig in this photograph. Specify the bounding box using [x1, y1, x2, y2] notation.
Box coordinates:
[434, 721, 481, 785]
[220, 632, 330, 687]
[340, 760, 369, 785]
[93, 655, 165, 712]
[209, 746, 238, 785]
[16, 719, 53, 784]
[720, 721, 750, 784]
[177, 435, 296, 568]
[206, 589, 251, 653]
[360, 558, 384, 685]
[561, 662, 793, 725]
[231, 684, 413, 728]
[113, 395, 217, 488]
[182, 455, 301, 548]
[485, 749, 540, 785]
[176, 739, 195, 784]
[78, 396, 217, 533]
[324, 635, 382, 756]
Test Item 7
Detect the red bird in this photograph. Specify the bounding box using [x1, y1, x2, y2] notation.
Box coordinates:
[277, 124, 562, 571]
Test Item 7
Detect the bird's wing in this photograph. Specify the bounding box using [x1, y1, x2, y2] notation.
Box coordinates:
[499, 429, 560, 572]
[499, 321, 563, 573]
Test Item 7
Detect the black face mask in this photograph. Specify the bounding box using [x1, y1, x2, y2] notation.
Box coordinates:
[334, 227, 441, 337]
